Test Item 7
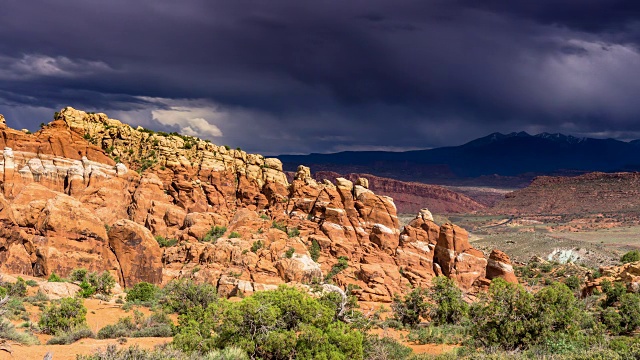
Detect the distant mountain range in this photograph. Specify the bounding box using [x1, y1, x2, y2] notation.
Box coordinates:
[278, 132, 640, 186]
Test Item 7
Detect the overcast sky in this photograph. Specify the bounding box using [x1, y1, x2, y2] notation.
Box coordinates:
[2, 1, 640, 155]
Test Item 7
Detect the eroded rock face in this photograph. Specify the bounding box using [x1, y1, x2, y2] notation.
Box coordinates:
[486, 249, 518, 284]
[0, 183, 119, 278]
[314, 171, 486, 214]
[59, 106, 288, 188]
[108, 219, 163, 287]
[0, 109, 516, 300]
[433, 223, 487, 291]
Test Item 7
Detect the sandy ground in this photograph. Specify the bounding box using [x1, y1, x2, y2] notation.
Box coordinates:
[370, 328, 458, 355]
[0, 337, 171, 360]
[2, 292, 177, 360]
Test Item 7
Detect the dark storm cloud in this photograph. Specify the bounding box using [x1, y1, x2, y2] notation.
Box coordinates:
[458, 0, 640, 33]
[1, 0, 640, 154]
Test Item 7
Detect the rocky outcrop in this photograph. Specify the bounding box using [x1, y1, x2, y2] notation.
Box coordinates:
[0, 108, 516, 300]
[486, 249, 517, 283]
[108, 220, 163, 287]
[0, 183, 119, 278]
[584, 261, 640, 295]
[58, 107, 288, 188]
[433, 223, 487, 290]
[313, 171, 486, 214]
[0, 119, 119, 199]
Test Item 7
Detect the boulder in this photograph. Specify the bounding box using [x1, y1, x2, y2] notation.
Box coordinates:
[486, 249, 518, 284]
[39, 282, 80, 300]
[418, 208, 434, 222]
[108, 219, 163, 287]
[275, 254, 322, 283]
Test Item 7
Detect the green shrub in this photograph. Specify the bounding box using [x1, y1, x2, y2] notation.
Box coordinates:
[173, 286, 363, 359]
[534, 282, 589, 339]
[87, 271, 116, 295]
[621, 250, 640, 264]
[287, 227, 300, 238]
[251, 240, 264, 253]
[78, 344, 250, 360]
[363, 336, 412, 360]
[601, 280, 626, 308]
[285, 247, 295, 258]
[271, 221, 287, 232]
[469, 278, 536, 350]
[126, 282, 159, 303]
[0, 286, 6, 298]
[565, 275, 582, 291]
[78, 280, 97, 298]
[48, 272, 65, 282]
[428, 276, 469, 326]
[25, 280, 38, 287]
[468, 279, 589, 351]
[602, 307, 624, 335]
[392, 287, 429, 327]
[5, 277, 27, 297]
[0, 320, 40, 345]
[325, 256, 349, 282]
[155, 235, 178, 247]
[159, 278, 218, 315]
[540, 263, 553, 273]
[203, 347, 250, 360]
[39, 297, 87, 334]
[98, 310, 173, 339]
[24, 290, 48, 304]
[612, 293, 640, 334]
[2, 298, 27, 320]
[78, 344, 179, 359]
[202, 226, 226, 243]
[46, 326, 94, 344]
[309, 240, 321, 262]
[229, 231, 241, 239]
[592, 269, 602, 279]
[70, 269, 113, 296]
[408, 324, 467, 345]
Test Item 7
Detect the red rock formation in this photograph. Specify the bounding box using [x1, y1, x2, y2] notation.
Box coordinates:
[313, 171, 486, 214]
[108, 220, 163, 287]
[433, 223, 487, 290]
[486, 250, 518, 284]
[584, 261, 640, 296]
[0, 108, 515, 299]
